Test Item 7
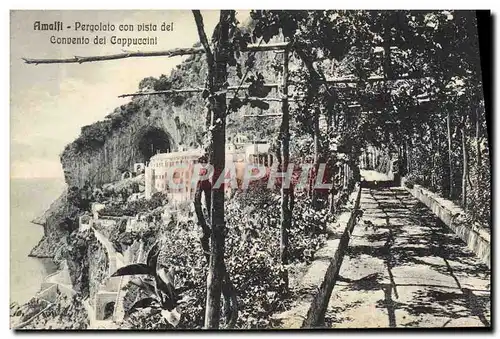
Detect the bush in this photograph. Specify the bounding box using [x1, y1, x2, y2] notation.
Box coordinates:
[405, 176, 415, 189]
[122, 187, 338, 329]
[404, 173, 424, 189]
[100, 192, 168, 217]
[16, 293, 89, 329]
[108, 218, 128, 253]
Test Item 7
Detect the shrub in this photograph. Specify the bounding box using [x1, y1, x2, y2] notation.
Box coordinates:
[404, 173, 422, 189]
[15, 293, 89, 329]
[122, 188, 337, 329]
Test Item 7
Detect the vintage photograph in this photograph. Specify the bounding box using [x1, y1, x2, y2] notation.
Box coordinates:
[10, 10, 491, 330]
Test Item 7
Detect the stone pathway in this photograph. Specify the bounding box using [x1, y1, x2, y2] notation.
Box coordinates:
[326, 187, 490, 328]
[360, 170, 393, 182]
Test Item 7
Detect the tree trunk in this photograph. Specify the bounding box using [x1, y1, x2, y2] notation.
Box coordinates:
[329, 159, 337, 214]
[344, 163, 349, 189]
[476, 106, 482, 174]
[405, 140, 410, 175]
[430, 129, 435, 189]
[402, 141, 407, 176]
[398, 144, 403, 176]
[312, 106, 321, 208]
[446, 109, 454, 199]
[461, 119, 468, 209]
[194, 182, 212, 262]
[279, 46, 291, 293]
[193, 10, 234, 329]
[436, 127, 443, 192]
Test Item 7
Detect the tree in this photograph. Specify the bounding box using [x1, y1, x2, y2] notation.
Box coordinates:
[191, 10, 278, 328]
[191, 10, 236, 329]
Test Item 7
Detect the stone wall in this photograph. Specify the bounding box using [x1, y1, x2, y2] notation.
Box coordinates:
[402, 178, 491, 268]
[88, 236, 109, 306]
[274, 184, 362, 328]
[37, 285, 59, 303]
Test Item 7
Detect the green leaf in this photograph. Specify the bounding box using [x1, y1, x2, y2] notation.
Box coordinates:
[176, 282, 195, 295]
[228, 56, 237, 67]
[229, 97, 243, 112]
[236, 63, 243, 79]
[111, 264, 154, 277]
[126, 297, 159, 316]
[161, 308, 181, 327]
[147, 242, 160, 271]
[245, 54, 256, 69]
[249, 99, 270, 110]
[129, 276, 157, 297]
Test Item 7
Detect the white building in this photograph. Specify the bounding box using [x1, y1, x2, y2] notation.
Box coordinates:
[145, 149, 204, 202]
[144, 141, 273, 202]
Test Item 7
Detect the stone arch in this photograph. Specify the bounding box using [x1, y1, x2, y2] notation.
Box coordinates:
[95, 291, 118, 320]
[103, 301, 115, 320]
[134, 163, 145, 173]
[121, 171, 132, 180]
[136, 127, 172, 162]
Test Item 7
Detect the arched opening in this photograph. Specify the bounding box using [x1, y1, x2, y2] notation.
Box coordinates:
[137, 127, 171, 162]
[103, 301, 115, 320]
[121, 171, 133, 180]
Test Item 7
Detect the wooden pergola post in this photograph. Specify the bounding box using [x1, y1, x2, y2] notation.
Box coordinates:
[279, 45, 291, 292]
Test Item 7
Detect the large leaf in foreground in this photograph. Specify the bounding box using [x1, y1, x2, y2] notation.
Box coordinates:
[111, 263, 154, 277]
[161, 308, 181, 327]
[147, 242, 160, 271]
[156, 267, 178, 309]
[125, 297, 159, 316]
[128, 276, 157, 297]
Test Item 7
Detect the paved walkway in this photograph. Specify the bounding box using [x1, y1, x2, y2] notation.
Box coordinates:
[326, 187, 491, 328]
[360, 169, 393, 182]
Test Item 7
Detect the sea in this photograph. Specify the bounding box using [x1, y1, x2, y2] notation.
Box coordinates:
[10, 177, 66, 305]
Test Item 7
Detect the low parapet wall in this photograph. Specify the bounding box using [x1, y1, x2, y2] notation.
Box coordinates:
[402, 179, 490, 268]
[37, 283, 76, 303]
[275, 183, 362, 328]
[37, 284, 59, 303]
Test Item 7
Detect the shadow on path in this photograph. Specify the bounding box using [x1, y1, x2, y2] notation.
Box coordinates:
[327, 186, 490, 328]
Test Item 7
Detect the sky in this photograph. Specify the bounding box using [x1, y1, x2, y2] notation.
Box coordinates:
[10, 10, 250, 179]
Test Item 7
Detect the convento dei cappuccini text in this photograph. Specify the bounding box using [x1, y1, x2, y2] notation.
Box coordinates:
[49, 35, 158, 47]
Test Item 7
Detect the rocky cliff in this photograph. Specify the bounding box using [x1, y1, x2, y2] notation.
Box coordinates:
[30, 189, 78, 258]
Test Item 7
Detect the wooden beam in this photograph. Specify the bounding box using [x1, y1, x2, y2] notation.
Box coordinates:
[228, 96, 296, 102]
[117, 75, 431, 98]
[192, 10, 214, 63]
[118, 83, 280, 98]
[119, 88, 204, 97]
[243, 113, 283, 118]
[328, 75, 432, 84]
[23, 42, 290, 65]
[119, 90, 294, 102]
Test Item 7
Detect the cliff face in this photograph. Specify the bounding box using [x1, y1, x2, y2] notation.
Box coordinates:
[61, 93, 206, 188]
[30, 189, 78, 258]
